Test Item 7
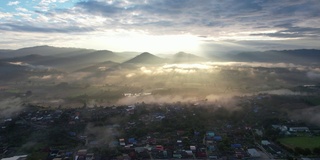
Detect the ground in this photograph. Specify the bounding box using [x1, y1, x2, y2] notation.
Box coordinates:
[278, 136, 320, 149]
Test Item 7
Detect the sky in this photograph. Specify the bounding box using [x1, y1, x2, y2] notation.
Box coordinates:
[0, 0, 320, 54]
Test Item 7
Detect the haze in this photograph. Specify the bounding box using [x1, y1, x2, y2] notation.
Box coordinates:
[1, 1, 320, 160]
[0, 0, 320, 54]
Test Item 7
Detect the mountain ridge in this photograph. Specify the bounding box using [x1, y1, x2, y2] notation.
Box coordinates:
[124, 52, 166, 64]
[0, 46, 319, 67]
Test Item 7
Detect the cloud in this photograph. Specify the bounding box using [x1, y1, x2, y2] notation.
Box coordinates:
[58, 0, 69, 3]
[259, 89, 305, 96]
[251, 26, 320, 38]
[290, 107, 320, 126]
[72, 0, 320, 37]
[116, 95, 199, 105]
[1, 0, 320, 50]
[7, 1, 20, 6]
[307, 71, 320, 80]
[0, 97, 24, 118]
[84, 123, 119, 147]
[0, 23, 94, 33]
[8, 61, 51, 70]
[76, 1, 121, 15]
[16, 7, 29, 12]
[28, 75, 61, 80]
[0, 12, 13, 19]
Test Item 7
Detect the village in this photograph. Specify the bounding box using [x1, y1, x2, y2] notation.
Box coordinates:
[1, 93, 320, 160]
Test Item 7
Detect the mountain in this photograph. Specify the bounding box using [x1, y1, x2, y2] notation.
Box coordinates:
[54, 49, 96, 57]
[0, 46, 138, 71]
[124, 52, 165, 64]
[229, 49, 320, 64]
[75, 61, 119, 72]
[171, 52, 207, 63]
[1, 46, 319, 69]
[1, 54, 55, 64]
[71, 50, 125, 63]
[0, 60, 58, 81]
[32, 50, 126, 71]
[0, 45, 94, 58]
[115, 51, 142, 60]
[0, 49, 13, 58]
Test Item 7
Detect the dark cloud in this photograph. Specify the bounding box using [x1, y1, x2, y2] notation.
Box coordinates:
[251, 26, 320, 38]
[1, 0, 320, 50]
[70, 0, 320, 37]
[0, 23, 94, 33]
[1, 0, 318, 37]
[76, 1, 121, 15]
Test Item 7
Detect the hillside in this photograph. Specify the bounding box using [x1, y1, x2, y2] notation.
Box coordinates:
[124, 52, 165, 64]
[1, 54, 55, 64]
[171, 52, 207, 63]
[0, 45, 94, 58]
[75, 61, 120, 72]
[229, 49, 320, 64]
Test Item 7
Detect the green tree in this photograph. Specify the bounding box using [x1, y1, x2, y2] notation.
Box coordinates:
[313, 147, 320, 155]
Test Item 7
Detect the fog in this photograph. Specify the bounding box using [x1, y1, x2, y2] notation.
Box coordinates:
[84, 123, 119, 147]
[0, 97, 24, 118]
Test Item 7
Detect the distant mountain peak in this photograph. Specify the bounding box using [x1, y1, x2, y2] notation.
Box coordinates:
[124, 52, 165, 64]
[171, 52, 206, 63]
[174, 52, 188, 56]
[140, 52, 152, 55]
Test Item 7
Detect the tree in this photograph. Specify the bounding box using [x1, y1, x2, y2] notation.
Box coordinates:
[303, 148, 311, 155]
[313, 147, 320, 155]
[294, 147, 304, 155]
[25, 90, 32, 96]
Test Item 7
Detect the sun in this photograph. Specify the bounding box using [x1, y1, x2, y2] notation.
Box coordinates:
[84, 31, 202, 53]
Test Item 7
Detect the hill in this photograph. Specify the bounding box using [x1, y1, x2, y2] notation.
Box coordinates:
[0, 45, 94, 58]
[75, 61, 120, 72]
[1, 54, 55, 64]
[229, 49, 320, 64]
[171, 52, 207, 63]
[124, 52, 165, 64]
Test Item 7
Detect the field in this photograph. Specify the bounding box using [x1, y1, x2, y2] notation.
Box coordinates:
[278, 136, 320, 149]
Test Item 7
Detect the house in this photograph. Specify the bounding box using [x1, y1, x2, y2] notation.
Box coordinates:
[109, 141, 119, 147]
[206, 131, 215, 138]
[208, 154, 218, 159]
[231, 144, 242, 149]
[272, 125, 288, 132]
[207, 145, 215, 152]
[128, 138, 137, 145]
[86, 153, 94, 160]
[155, 145, 164, 151]
[147, 138, 156, 145]
[172, 153, 182, 159]
[119, 138, 125, 146]
[255, 129, 263, 136]
[190, 145, 196, 151]
[261, 140, 270, 145]
[289, 127, 309, 132]
[247, 148, 260, 157]
[234, 150, 246, 159]
[196, 147, 207, 158]
[134, 147, 146, 153]
[213, 136, 222, 141]
[1, 155, 27, 160]
[75, 149, 87, 160]
[177, 130, 185, 136]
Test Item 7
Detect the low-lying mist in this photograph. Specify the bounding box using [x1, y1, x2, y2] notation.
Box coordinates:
[1, 61, 319, 109]
[0, 97, 25, 118]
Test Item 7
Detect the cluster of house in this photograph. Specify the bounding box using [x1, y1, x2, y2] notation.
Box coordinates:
[272, 125, 310, 135]
[108, 129, 272, 159]
[3, 101, 320, 160]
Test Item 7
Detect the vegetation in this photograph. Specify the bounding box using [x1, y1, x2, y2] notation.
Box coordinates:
[278, 136, 320, 150]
